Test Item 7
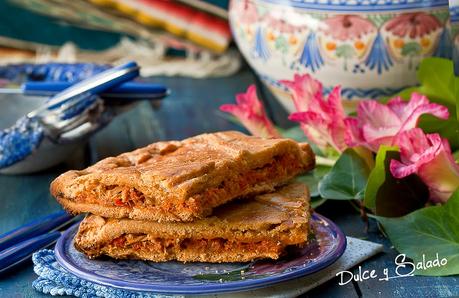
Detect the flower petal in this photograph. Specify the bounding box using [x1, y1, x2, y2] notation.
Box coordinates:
[390, 159, 419, 178]
[390, 128, 459, 203]
[392, 127, 434, 163]
[344, 117, 364, 147]
[329, 120, 347, 151]
[289, 111, 330, 149]
[361, 123, 399, 145]
[321, 86, 346, 121]
[399, 103, 449, 132]
[287, 81, 348, 153]
[388, 93, 449, 133]
[347, 94, 449, 153]
[357, 100, 401, 129]
[220, 85, 280, 138]
[386, 96, 408, 119]
[280, 74, 322, 112]
[387, 93, 429, 120]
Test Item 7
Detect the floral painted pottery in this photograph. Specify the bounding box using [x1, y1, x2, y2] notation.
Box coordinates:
[449, 0, 459, 73]
[229, 0, 452, 112]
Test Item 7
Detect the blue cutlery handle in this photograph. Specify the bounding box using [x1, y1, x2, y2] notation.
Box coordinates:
[82, 61, 140, 97]
[45, 61, 139, 110]
[0, 231, 60, 274]
[108, 82, 168, 96]
[23, 82, 68, 94]
[0, 210, 72, 251]
[23, 81, 168, 99]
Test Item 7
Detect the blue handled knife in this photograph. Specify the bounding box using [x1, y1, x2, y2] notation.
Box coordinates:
[0, 81, 169, 100]
[0, 211, 80, 274]
[0, 210, 72, 251]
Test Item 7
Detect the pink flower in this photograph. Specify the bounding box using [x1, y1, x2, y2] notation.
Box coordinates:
[390, 128, 459, 203]
[284, 74, 347, 152]
[220, 85, 281, 138]
[280, 74, 322, 112]
[345, 93, 449, 152]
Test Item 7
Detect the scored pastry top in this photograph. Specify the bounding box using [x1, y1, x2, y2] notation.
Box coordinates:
[51, 131, 315, 221]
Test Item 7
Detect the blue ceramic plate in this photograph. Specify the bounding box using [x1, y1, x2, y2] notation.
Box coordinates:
[55, 213, 346, 295]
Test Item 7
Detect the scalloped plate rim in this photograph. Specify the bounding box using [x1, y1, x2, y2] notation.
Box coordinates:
[54, 213, 346, 294]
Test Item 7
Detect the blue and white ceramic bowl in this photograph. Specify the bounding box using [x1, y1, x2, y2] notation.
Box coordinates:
[0, 63, 114, 174]
[229, 0, 452, 111]
[0, 93, 82, 174]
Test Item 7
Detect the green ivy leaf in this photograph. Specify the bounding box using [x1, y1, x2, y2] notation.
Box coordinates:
[296, 165, 331, 208]
[364, 146, 428, 217]
[415, 57, 456, 105]
[396, 58, 455, 108]
[396, 86, 422, 101]
[278, 125, 308, 142]
[193, 265, 255, 281]
[395, 57, 459, 150]
[310, 197, 327, 209]
[455, 76, 459, 120]
[296, 173, 319, 196]
[296, 165, 329, 197]
[419, 114, 459, 150]
[364, 146, 397, 210]
[278, 126, 329, 157]
[318, 148, 371, 200]
[377, 190, 459, 276]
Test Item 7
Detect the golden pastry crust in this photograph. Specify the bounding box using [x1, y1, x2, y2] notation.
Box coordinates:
[74, 183, 310, 262]
[51, 131, 315, 222]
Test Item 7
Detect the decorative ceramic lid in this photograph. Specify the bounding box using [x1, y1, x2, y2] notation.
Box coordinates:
[257, 0, 447, 11]
[232, 0, 258, 24]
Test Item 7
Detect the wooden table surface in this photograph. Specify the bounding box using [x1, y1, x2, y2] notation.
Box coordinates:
[0, 68, 458, 297]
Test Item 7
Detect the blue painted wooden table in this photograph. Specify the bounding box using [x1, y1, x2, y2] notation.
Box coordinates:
[0, 68, 458, 297]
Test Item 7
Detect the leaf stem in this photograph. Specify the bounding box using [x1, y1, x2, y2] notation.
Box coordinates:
[359, 200, 369, 233]
[316, 156, 336, 167]
[349, 200, 370, 233]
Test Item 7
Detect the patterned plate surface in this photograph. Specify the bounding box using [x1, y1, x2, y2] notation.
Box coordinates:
[55, 213, 346, 294]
